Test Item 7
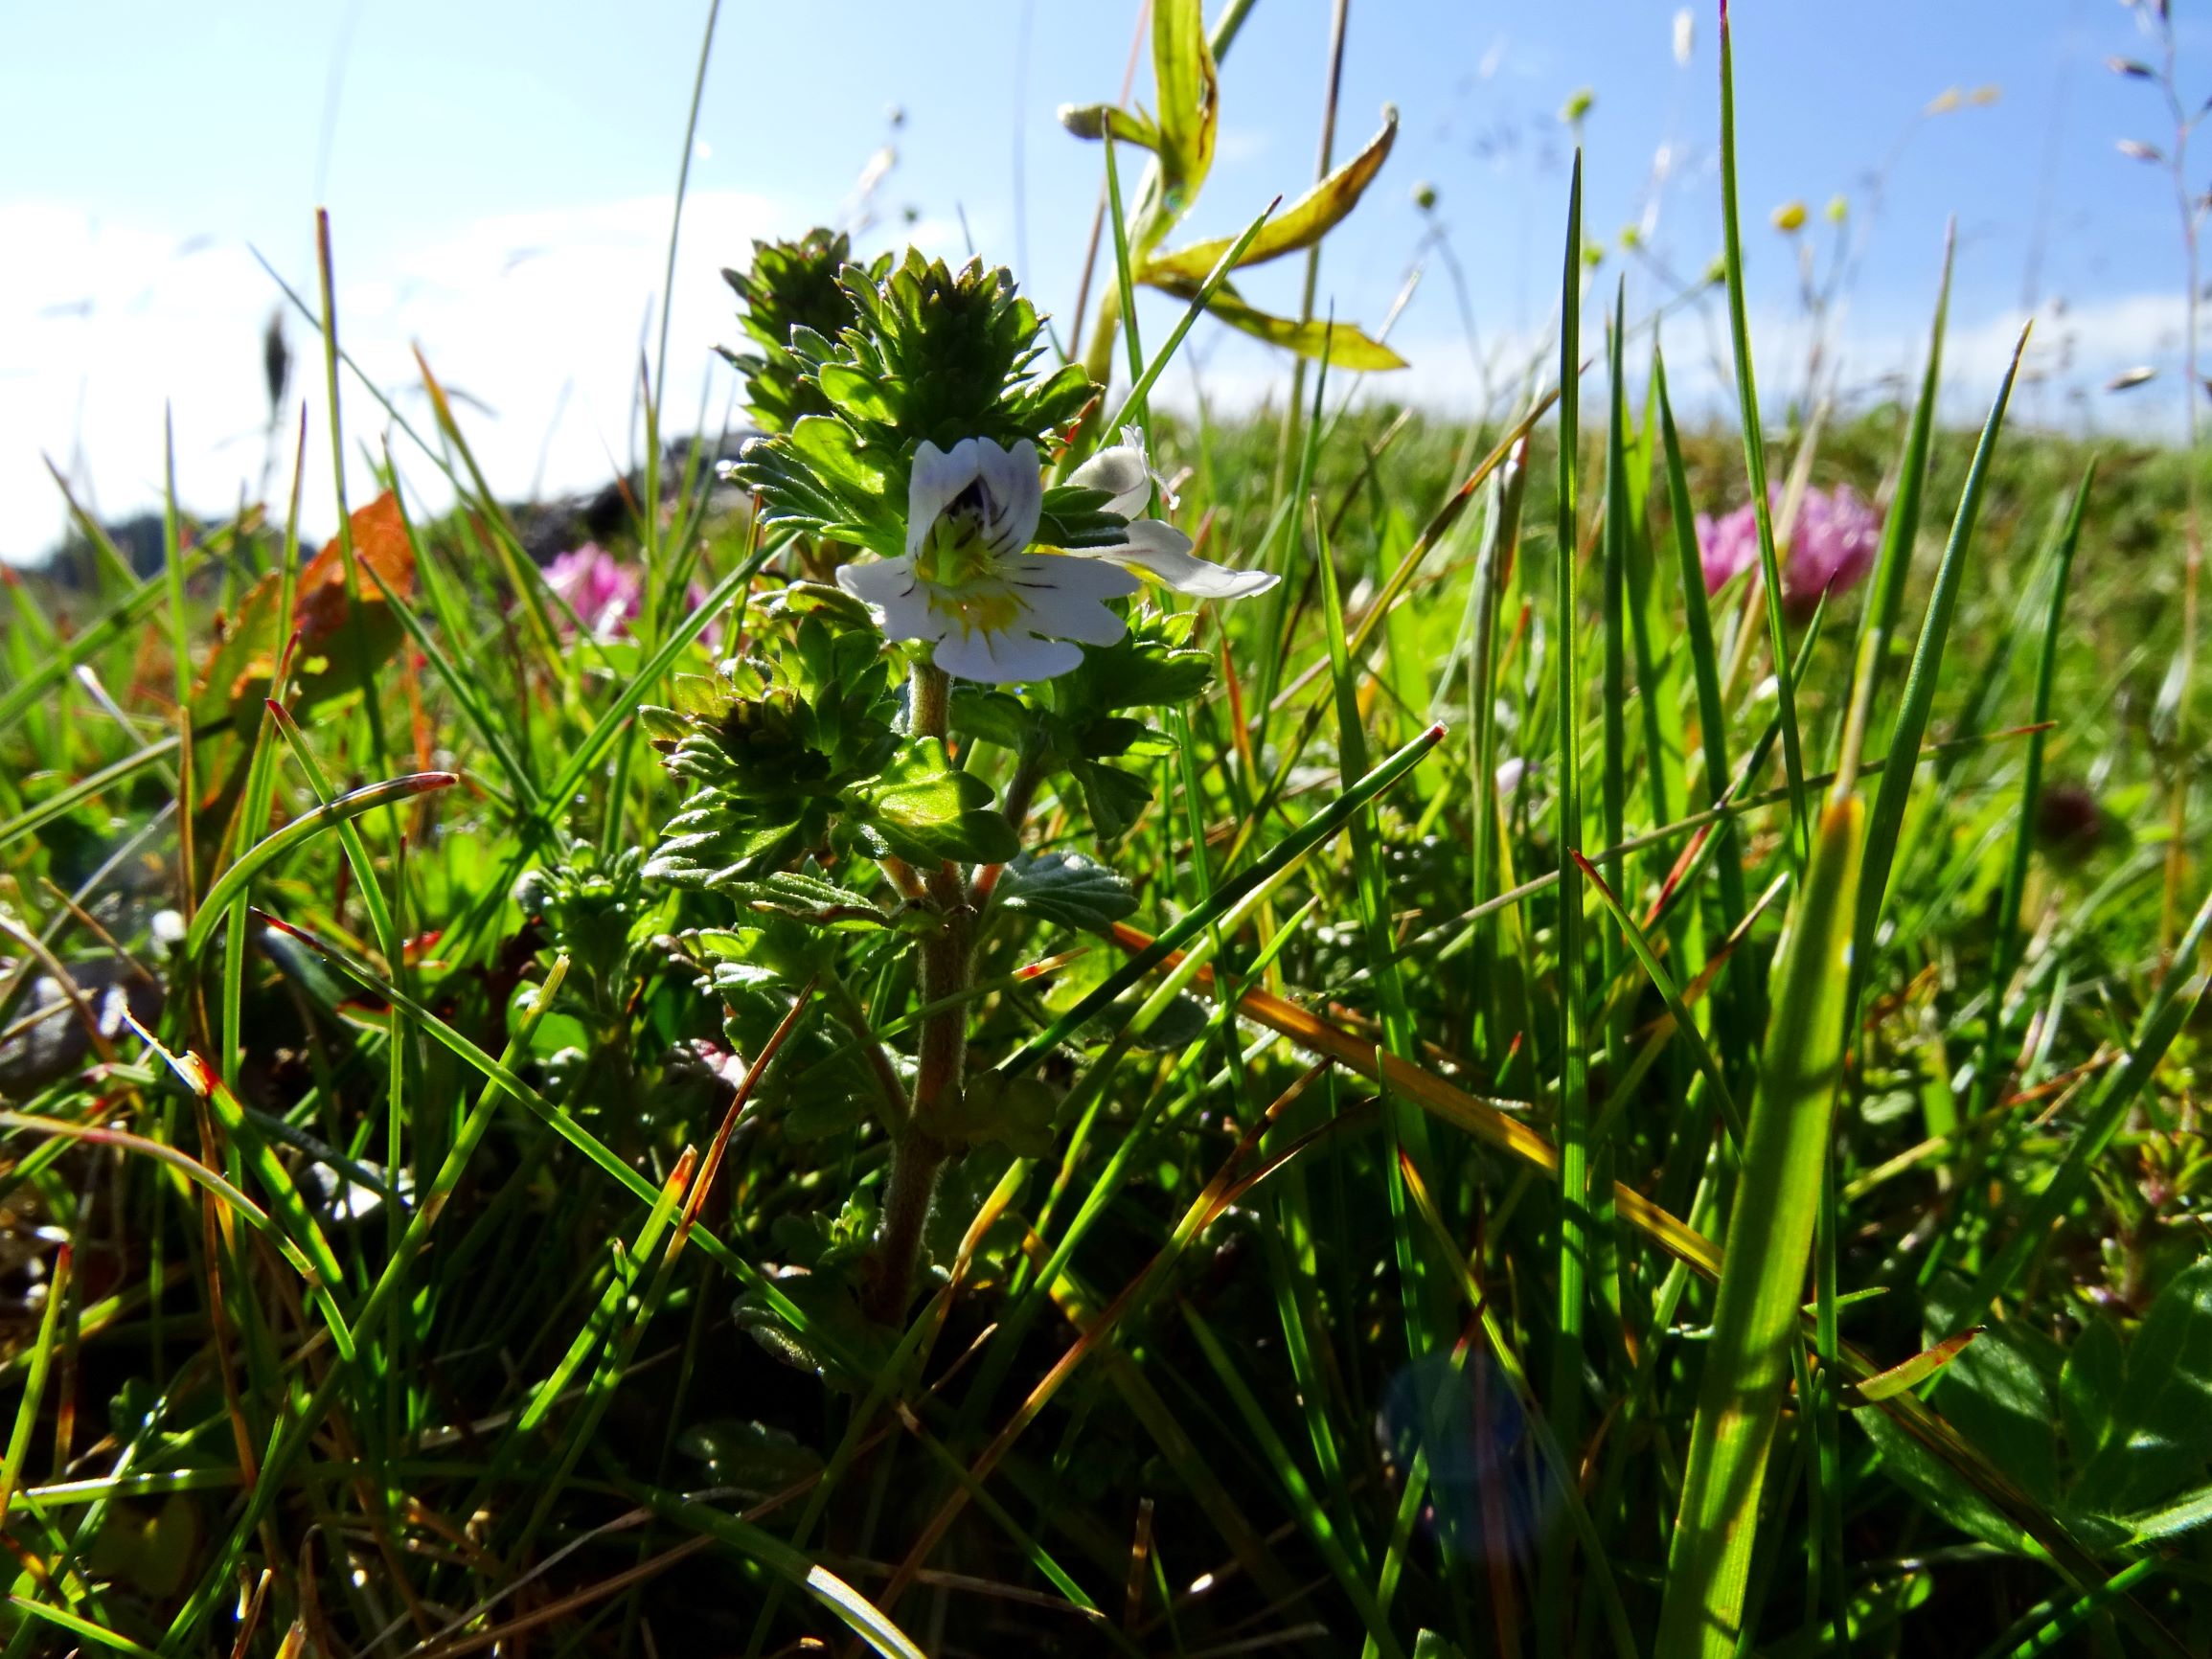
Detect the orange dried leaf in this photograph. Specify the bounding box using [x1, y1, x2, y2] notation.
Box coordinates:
[295, 491, 416, 641]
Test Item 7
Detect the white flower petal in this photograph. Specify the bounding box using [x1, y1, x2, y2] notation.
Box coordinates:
[837, 553, 916, 605]
[904, 438, 981, 559]
[1002, 552, 1141, 603]
[837, 555, 945, 645]
[1092, 519, 1280, 600]
[973, 438, 1045, 557]
[1006, 580, 1129, 647]
[1067, 442, 1153, 520]
[932, 627, 1084, 684]
[1122, 423, 1178, 511]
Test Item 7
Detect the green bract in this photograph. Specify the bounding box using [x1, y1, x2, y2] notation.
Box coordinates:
[950, 606, 1214, 838]
[731, 250, 1107, 559]
[641, 613, 901, 888]
[719, 230, 891, 434]
[513, 841, 646, 1006]
[638, 587, 1028, 888]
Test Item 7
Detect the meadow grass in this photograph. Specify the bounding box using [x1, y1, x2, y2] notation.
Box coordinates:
[5, 6, 2212, 1657]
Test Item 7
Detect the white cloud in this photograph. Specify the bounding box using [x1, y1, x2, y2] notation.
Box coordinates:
[1, 192, 794, 563]
[1, 191, 2196, 566]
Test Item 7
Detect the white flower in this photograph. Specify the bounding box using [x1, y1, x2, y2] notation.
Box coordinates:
[834, 432, 1279, 685]
[1069, 422, 1180, 516]
[1067, 426, 1278, 602]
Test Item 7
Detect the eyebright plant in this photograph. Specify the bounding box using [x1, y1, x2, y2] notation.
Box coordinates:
[645, 240, 1274, 1336]
[733, 247, 1273, 679]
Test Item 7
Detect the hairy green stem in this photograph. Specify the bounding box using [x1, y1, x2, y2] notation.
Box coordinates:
[908, 657, 951, 739]
[868, 1126, 948, 1326]
[869, 658, 968, 1324]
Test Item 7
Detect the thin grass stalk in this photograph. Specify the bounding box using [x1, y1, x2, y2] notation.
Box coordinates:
[1716, 2, 1812, 865]
[1466, 437, 1528, 1064]
[219, 413, 308, 1087]
[1653, 348, 1754, 1070]
[1594, 279, 1634, 1352]
[160, 412, 190, 715]
[313, 211, 391, 775]
[1183, 1304, 1406, 1659]
[1271, 0, 1352, 498]
[1540, 146, 1589, 1659]
[1312, 463, 1438, 1373]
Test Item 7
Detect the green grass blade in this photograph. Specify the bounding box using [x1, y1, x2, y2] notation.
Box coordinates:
[266, 702, 401, 966]
[1401, 1154, 1641, 1659]
[8, 1596, 159, 1657]
[0, 523, 192, 738]
[0, 1109, 299, 1280]
[1600, 282, 1630, 930]
[994, 719, 1443, 1079]
[1542, 147, 1589, 1659]
[181, 770, 456, 966]
[1970, 878, 2212, 1308]
[0, 1243, 68, 1519]
[1839, 226, 1954, 782]
[1104, 192, 1280, 435]
[1571, 852, 1745, 1147]
[1312, 470, 1436, 1346]
[313, 211, 392, 775]
[0, 736, 182, 856]
[627, 1484, 929, 1659]
[1971, 464, 2091, 1123]
[1653, 345, 1755, 1065]
[1655, 792, 1866, 1659]
[1847, 326, 2030, 1025]
[371, 483, 540, 810]
[1183, 1304, 1407, 1659]
[1103, 127, 1148, 420]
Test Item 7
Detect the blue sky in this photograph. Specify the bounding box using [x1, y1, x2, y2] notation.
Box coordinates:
[1, 1, 2201, 558]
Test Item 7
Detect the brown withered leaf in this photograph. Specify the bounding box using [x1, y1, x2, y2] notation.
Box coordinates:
[191, 490, 417, 725]
[293, 491, 416, 640]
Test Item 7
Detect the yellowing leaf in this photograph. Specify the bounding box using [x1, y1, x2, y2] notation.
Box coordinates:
[293, 490, 417, 643]
[1152, 0, 1218, 224]
[190, 490, 417, 724]
[1847, 1327, 1983, 1405]
[1158, 284, 1405, 370]
[1145, 105, 1399, 285]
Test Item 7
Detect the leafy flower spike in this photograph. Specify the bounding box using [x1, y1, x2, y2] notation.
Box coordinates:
[836, 433, 1277, 684]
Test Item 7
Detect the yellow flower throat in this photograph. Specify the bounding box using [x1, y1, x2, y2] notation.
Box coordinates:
[917, 487, 1024, 635]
